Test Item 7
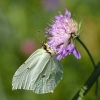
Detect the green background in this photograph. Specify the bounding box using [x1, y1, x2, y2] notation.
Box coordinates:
[0, 0, 100, 100]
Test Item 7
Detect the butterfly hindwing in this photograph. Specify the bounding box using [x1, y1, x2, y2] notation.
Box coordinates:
[32, 54, 63, 94]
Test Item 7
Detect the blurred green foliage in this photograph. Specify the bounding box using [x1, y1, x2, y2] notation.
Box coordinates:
[0, 0, 100, 100]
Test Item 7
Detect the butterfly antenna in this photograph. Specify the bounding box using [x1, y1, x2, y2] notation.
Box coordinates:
[37, 30, 42, 42]
[37, 30, 44, 45]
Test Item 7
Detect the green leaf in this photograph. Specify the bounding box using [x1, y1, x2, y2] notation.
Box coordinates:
[78, 18, 85, 31]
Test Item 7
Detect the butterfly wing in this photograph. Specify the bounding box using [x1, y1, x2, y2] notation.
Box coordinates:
[32, 54, 63, 94]
[12, 48, 63, 94]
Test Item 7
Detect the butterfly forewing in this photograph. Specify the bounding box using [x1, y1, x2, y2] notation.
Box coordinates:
[12, 48, 63, 94]
[12, 49, 50, 89]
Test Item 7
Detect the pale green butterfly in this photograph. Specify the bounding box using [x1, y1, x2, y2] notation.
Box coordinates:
[12, 43, 63, 94]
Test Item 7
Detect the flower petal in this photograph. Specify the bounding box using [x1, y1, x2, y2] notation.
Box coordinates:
[73, 48, 81, 59]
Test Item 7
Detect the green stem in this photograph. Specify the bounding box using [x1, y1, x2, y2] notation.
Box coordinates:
[73, 37, 98, 99]
[72, 62, 100, 100]
[76, 37, 96, 68]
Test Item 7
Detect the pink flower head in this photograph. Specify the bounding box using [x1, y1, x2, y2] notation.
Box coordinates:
[46, 9, 81, 60]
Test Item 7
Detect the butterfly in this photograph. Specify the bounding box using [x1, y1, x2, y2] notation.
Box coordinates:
[12, 43, 63, 94]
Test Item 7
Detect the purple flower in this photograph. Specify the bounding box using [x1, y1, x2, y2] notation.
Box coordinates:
[46, 8, 81, 60]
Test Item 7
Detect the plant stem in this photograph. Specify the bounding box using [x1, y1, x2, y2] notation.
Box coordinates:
[72, 37, 98, 99]
[76, 37, 96, 68]
[72, 62, 100, 100]
[77, 37, 98, 97]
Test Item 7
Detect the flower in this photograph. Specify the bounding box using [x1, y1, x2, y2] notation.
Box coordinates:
[45, 8, 81, 60]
